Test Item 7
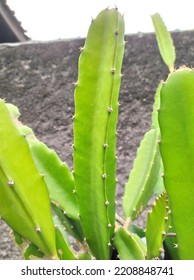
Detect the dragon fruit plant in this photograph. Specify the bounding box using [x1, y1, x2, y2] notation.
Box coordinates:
[0, 8, 193, 260]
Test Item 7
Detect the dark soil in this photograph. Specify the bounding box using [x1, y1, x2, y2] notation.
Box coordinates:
[0, 30, 194, 259]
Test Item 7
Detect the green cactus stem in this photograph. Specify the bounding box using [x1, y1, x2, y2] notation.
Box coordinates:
[6, 102, 80, 222]
[0, 99, 57, 258]
[158, 68, 194, 259]
[73, 8, 125, 259]
[151, 82, 165, 195]
[55, 227, 77, 260]
[114, 227, 146, 260]
[151, 13, 175, 72]
[52, 203, 84, 243]
[30, 142, 79, 221]
[123, 129, 160, 220]
[163, 232, 179, 260]
[146, 192, 170, 259]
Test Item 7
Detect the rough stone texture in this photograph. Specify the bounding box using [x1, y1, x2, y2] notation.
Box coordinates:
[0, 30, 194, 259]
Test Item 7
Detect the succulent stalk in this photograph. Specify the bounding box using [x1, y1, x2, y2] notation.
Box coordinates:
[73, 8, 125, 259]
